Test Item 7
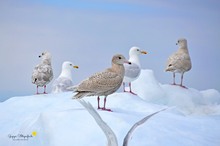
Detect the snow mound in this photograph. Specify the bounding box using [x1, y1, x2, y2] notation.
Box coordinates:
[0, 69, 220, 146]
[133, 69, 220, 115]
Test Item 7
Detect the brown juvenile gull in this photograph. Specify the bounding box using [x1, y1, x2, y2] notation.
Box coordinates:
[32, 51, 53, 94]
[165, 38, 192, 88]
[51, 61, 79, 93]
[68, 54, 131, 111]
[123, 46, 147, 95]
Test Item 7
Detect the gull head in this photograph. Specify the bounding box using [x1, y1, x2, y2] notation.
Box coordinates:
[112, 54, 131, 65]
[62, 61, 79, 70]
[39, 51, 52, 60]
[129, 47, 147, 57]
[176, 38, 187, 47]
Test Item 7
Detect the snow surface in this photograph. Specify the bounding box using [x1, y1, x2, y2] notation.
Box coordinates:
[0, 69, 220, 146]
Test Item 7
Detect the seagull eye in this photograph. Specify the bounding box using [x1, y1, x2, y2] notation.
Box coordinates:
[137, 49, 140, 51]
[70, 64, 72, 66]
[118, 56, 122, 59]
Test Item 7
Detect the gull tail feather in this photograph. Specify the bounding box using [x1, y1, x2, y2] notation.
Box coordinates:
[73, 92, 88, 99]
[66, 85, 78, 92]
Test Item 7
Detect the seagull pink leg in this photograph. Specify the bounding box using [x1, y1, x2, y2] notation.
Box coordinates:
[97, 96, 101, 109]
[180, 73, 183, 86]
[36, 86, 39, 94]
[180, 73, 187, 89]
[101, 96, 112, 112]
[43, 85, 47, 94]
[123, 82, 126, 92]
[129, 83, 137, 95]
[172, 73, 176, 85]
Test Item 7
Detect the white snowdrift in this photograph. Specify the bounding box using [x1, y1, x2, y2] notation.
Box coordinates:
[0, 69, 220, 146]
[133, 69, 220, 115]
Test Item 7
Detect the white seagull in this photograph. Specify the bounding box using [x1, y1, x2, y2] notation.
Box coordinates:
[123, 47, 147, 95]
[165, 38, 192, 88]
[52, 61, 78, 93]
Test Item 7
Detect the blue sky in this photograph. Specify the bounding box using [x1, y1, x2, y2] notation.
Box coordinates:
[0, 0, 220, 101]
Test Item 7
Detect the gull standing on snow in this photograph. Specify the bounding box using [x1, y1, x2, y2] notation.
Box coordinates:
[51, 61, 79, 93]
[32, 51, 53, 94]
[165, 38, 192, 88]
[123, 47, 147, 95]
[68, 54, 131, 111]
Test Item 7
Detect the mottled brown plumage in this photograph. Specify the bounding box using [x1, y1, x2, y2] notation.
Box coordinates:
[32, 51, 53, 94]
[69, 54, 130, 111]
[165, 38, 192, 87]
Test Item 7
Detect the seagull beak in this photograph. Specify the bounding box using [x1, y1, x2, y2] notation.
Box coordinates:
[73, 65, 79, 69]
[141, 51, 147, 54]
[124, 60, 131, 65]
